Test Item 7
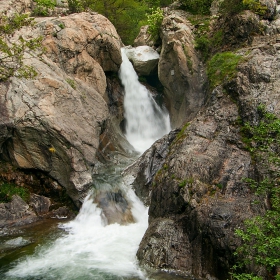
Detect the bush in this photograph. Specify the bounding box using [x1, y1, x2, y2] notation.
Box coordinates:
[0, 13, 43, 81]
[147, 7, 164, 40]
[0, 182, 29, 203]
[33, 0, 56, 16]
[180, 0, 213, 15]
[207, 51, 242, 88]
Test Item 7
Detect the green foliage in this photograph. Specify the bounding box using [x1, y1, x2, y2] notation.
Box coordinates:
[219, 0, 246, 16]
[220, 0, 268, 17]
[207, 52, 242, 88]
[67, 0, 149, 45]
[33, 0, 56, 16]
[66, 78, 76, 89]
[67, 0, 84, 13]
[0, 13, 43, 81]
[180, 0, 213, 15]
[147, 7, 164, 40]
[195, 35, 210, 60]
[178, 180, 187, 188]
[243, 0, 268, 16]
[0, 182, 29, 203]
[144, 0, 174, 8]
[233, 107, 280, 279]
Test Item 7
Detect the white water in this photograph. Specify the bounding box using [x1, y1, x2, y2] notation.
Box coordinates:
[119, 48, 171, 153]
[6, 190, 148, 279]
[3, 48, 171, 280]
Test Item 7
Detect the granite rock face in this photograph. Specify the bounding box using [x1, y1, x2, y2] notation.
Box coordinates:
[0, 12, 123, 207]
[159, 10, 207, 128]
[135, 19, 280, 280]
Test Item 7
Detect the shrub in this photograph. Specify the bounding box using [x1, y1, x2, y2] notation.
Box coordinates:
[33, 0, 56, 16]
[180, 0, 213, 15]
[207, 51, 242, 88]
[0, 182, 29, 203]
[147, 7, 164, 40]
[0, 13, 43, 81]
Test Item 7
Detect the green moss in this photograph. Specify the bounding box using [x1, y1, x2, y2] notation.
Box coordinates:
[0, 182, 29, 203]
[66, 78, 76, 89]
[178, 180, 187, 188]
[174, 122, 190, 143]
[207, 51, 242, 89]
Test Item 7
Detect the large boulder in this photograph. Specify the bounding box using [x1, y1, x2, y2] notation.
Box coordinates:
[124, 46, 160, 76]
[0, 12, 123, 207]
[159, 10, 207, 128]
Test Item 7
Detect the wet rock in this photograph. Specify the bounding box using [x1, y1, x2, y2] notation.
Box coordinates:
[29, 194, 51, 215]
[94, 190, 134, 225]
[123, 129, 179, 205]
[0, 195, 38, 228]
[125, 46, 159, 76]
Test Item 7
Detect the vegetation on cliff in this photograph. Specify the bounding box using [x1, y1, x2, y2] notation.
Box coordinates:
[0, 13, 43, 81]
[232, 107, 280, 280]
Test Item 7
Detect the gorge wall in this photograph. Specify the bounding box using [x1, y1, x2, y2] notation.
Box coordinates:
[1, 1, 280, 279]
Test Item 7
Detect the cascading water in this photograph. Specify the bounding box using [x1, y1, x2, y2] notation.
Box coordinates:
[1, 49, 172, 280]
[119, 48, 171, 153]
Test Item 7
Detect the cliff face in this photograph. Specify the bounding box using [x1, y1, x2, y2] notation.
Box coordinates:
[133, 4, 280, 280]
[0, 9, 123, 212]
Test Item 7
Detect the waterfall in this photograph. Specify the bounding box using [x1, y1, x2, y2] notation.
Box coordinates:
[3, 48, 171, 280]
[119, 48, 171, 153]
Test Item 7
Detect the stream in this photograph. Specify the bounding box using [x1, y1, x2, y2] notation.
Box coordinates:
[0, 48, 190, 279]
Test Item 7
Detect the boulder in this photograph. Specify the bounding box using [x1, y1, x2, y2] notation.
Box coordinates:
[124, 46, 159, 76]
[29, 194, 51, 215]
[159, 10, 207, 128]
[0, 195, 38, 228]
[133, 25, 154, 47]
[0, 12, 124, 207]
[260, 0, 277, 19]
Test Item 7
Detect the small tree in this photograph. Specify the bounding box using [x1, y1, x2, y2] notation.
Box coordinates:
[0, 13, 43, 81]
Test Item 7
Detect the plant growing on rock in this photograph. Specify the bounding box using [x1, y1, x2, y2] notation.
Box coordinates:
[232, 106, 280, 280]
[33, 0, 56, 16]
[206, 51, 242, 89]
[0, 13, 43, 81]
[146, 7, 164, 40]
[0, 182, 29, 203]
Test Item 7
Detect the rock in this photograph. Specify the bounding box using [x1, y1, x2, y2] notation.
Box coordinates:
[123, 129, 179, 205]
[0, 0, 32, 16]
[0, 12, 125, 207]
[0, 195, 38, 228]
[124, 46, 159, 76]
[137, 29, 280, 278]
[219, 10, 261, 48]
[29, 194, 51, 215]
[159, 10, 207, 128]
[136, 87, 266, 279]
[260, 0, 277, 20]
[210, 0, 223, 16]
[133, 25, 154, 47]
